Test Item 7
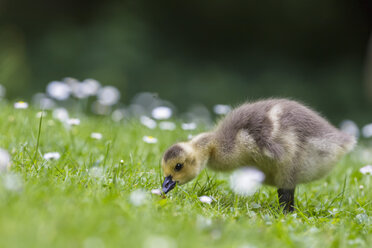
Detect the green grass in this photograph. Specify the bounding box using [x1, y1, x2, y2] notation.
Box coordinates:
[0, 103, 371, 248]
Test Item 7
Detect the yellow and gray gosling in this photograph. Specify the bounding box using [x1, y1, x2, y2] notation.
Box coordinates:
[161, 99, 356, 212]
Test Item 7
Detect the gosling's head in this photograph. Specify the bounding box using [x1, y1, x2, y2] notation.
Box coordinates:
[161, 143, 202, 194]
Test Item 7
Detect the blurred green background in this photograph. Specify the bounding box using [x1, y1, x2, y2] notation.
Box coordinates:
[0, 0, 371, 122]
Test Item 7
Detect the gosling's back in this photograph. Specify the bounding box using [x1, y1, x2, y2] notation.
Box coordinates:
[209, 99, 355, 187]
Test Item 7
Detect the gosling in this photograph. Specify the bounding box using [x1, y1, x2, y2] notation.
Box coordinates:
[161, 99, 356, 212]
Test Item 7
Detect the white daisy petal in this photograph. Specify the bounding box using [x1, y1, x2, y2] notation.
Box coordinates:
[152, 106, 172, 120]
[46, 81, 71, 100]
[90, 132, 103, 140]
[362, 123, 372, 138]
[360, 165, 372, 175]
[0, 148, 10, 172]
[52, 108, 69, 122]
[230, 167, 265, 196]
[98, 86, 120, 106]
[140, 116, 157, 129]
[159, 121, 176, 130]
[151, 189, 162, 195]
[43, 152, 61, 161]
[72, 83, 89, 99]
[81, 79, 101, 96]
[14, 101, 28, 109]
[66, 118, 81, 126]
[129, 189, 148, 206]
[181, 122, 197, 130]
[36, 111, 47, 118]
[63, 77, 91, 99]
[198, 195, 213, 204]
[143, 136, 158, 144]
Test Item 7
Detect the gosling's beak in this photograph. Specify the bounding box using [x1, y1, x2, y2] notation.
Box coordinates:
[162, 175, 176, 194]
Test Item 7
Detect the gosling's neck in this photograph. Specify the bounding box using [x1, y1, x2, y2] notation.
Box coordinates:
[188, 132, 215, 169]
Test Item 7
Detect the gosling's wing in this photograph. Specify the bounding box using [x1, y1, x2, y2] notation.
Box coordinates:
[216, 99, 355, 161]
[215, 99, 284, 159]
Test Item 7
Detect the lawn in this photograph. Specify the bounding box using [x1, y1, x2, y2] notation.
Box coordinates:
[0, 103, 370, 248]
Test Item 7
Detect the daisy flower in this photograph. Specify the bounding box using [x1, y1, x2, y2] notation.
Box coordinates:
[91, 132, 103, 140]
[360, 165, 372, 175]
[159, 121, 176, 131]
[230, 167, 265, 196]
[140, 116, 157, 129]
[198, 195, 213, 204]
[43, 152, 61, 161]
[152, 106, 172, 120]
[143, 136, 158, 144]
[181, 122, 197, 130]
[151, 189, 162, 195]
[97, 86, 120, 106]
[0, 148, 10, 172]
[14, 101, 28, 109]
[46, 81, 71, 100]
[66, 118, 81, 126]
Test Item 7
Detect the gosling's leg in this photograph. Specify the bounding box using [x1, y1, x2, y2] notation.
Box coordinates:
[277, 188, 295, 212]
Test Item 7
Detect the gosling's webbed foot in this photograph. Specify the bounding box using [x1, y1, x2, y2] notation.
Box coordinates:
[277, 188, 295, 213]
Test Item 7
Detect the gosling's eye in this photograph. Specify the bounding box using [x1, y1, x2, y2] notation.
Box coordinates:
[174, 163, 183, 172]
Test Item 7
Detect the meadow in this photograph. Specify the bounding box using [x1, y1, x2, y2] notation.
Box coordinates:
[0, 102, 371, 248]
